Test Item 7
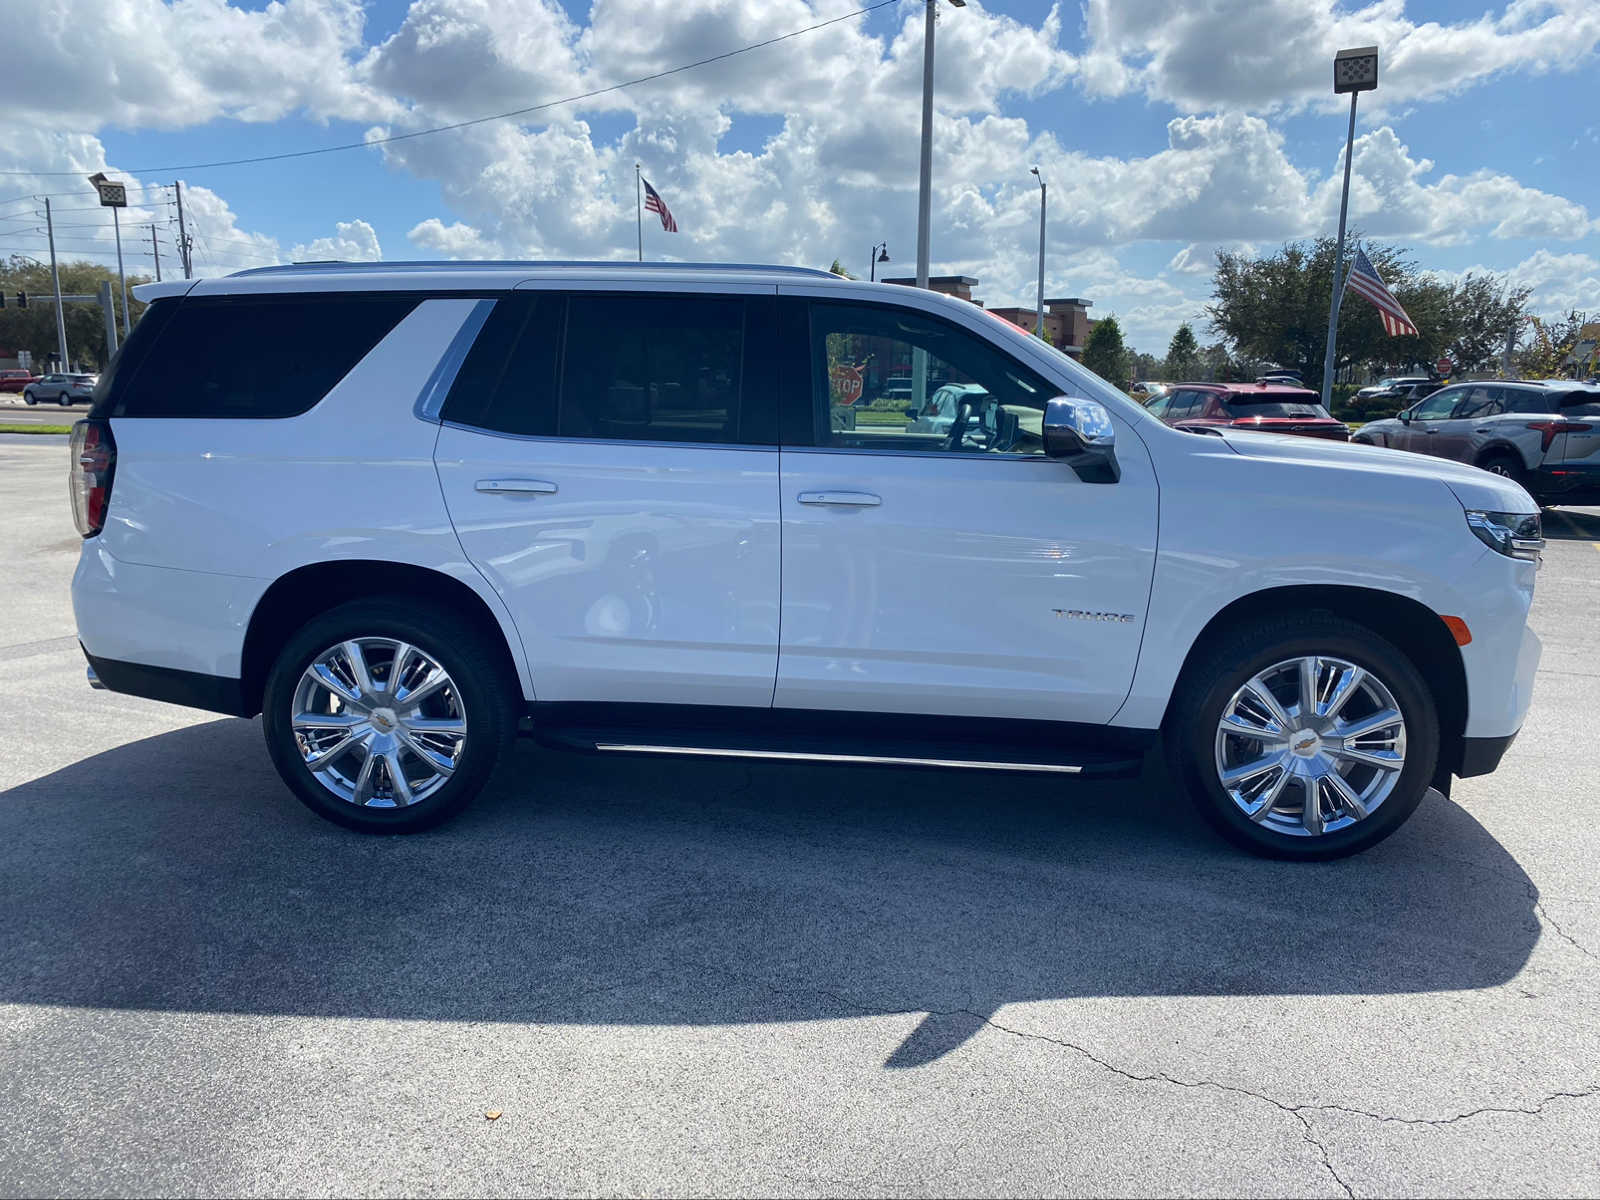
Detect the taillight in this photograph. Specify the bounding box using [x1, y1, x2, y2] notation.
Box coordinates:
[69, 419, 116, 538]
[1526, 420, 1593, 452]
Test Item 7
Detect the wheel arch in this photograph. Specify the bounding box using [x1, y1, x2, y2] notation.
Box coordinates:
[240, 559, 529, 717]
[1163, 584, 1467, 791]
[1472, 441, 1530, 470]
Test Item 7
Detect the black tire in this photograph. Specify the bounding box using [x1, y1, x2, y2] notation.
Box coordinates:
[1478, 451, 1525, 487]
[261, 596, 517, 833]
[1164, 612, 1440, 860]
[59, 395, 71, 407]
[23, 391, 35, 406]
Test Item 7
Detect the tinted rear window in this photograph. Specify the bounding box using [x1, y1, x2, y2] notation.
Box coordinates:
[1558, 390, 1600, 412]
[1225, 393, 1329, 419]
[438, 293, 563, 436]
[100, 294, 418, 418]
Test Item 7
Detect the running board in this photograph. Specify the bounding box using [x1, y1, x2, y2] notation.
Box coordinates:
[527, 707, 1151, 779]
[591, 743, 1085, 774]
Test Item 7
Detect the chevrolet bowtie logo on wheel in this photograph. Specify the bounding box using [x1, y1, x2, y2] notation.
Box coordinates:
[1053, 609, 1135, 623]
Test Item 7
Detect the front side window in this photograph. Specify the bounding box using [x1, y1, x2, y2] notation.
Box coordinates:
[810, 302, 1053, 456]
[1411, 387, 1462, 420]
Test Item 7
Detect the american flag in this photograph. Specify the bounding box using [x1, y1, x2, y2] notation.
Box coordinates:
[1344, 247, 1418, 337]
[642, 177, 678, 233]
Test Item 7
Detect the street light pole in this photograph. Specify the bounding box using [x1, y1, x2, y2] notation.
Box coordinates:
[111, 205, 130, 335]
[1030, 166, 1046, 337]
[913, 0, 962, 404]
[1321, 46, 1378, 409]
[870, 241, 889, 282]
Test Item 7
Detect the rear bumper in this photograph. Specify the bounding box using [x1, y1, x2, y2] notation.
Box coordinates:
[1529, 463, 1600, 504]
[81, 646, 252, 717]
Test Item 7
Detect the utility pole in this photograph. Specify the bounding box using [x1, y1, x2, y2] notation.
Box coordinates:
[44, 198, 70, 374]
[150, 223, 161, 282]
[174, 180, 193, 278]
[634, 163, 643, 263]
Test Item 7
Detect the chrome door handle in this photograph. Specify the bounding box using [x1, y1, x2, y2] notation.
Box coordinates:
[797, 491, 882, 507]
[476, 478, 557, 495]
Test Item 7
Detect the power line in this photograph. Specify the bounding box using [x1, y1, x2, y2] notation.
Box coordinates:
[0, 2, 896, 177]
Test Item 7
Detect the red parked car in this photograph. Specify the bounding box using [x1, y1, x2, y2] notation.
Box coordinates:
[1144, 383, 1350, 442]
[0, 368, 40, 393]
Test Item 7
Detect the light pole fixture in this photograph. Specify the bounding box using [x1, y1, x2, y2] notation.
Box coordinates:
[1320, 46, 1378, 408]
[1030, 166, 1046, 338]
[870, 241, 890, 282]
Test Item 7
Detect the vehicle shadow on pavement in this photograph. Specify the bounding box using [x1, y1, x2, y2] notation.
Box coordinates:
[1542, 507, 1600, 541]
[0, 719, 1539, 1068]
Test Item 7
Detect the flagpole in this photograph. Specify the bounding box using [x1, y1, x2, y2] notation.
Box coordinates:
[1321, 89, 1359, 409]
[635, 163, 643, 262]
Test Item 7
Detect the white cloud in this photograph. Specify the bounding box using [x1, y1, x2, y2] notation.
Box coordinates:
[1079, 0, 1600, 114]
[290, 218, 382, 262]
[8, 0, 391, 132]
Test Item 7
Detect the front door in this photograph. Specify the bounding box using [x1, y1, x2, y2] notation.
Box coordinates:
[1394, 385, 1464, 454]
[434, 289, 781, 707]
[773, 293, 1158, 724]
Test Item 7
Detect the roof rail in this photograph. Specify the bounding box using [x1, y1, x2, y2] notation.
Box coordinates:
[227, 259, 842, 280]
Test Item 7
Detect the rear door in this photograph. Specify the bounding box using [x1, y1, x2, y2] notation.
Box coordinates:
[434, 286, 782, 707]
[771, 289, 1157, 723]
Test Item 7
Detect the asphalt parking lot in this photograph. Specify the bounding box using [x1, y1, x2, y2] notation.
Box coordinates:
[1, 434, 1597, 1197]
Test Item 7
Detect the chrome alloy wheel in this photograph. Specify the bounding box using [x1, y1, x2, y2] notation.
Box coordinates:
[1213, 655, 1406, 837]
[290, 638, 467, 808]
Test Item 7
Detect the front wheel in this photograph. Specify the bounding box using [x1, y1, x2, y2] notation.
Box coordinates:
[23, 391, 35, 406]
[1166, 613, 1439, 860]
[261, 597, 517, 833]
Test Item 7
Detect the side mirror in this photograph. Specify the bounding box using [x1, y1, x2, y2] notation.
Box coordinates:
[1398, 409, 1412, 424]
[1043, 396, 1119, 483]
[903, 406, 918, 418]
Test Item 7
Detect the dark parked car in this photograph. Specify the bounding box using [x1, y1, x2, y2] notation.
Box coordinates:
[1145, 383, 1351, 441]
[22, 373, 97, 406]
[1353, 380, 1600, 506]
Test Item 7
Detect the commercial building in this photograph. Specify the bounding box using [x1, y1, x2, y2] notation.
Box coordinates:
[882, 276, 1092, 360]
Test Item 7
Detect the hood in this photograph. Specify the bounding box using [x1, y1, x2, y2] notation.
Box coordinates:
[1214, 429, 1536, 514]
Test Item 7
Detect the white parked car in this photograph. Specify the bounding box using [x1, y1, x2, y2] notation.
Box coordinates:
[71, 262, 1543, 859]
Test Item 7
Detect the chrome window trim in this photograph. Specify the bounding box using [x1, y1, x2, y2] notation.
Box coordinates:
[414, 298, 497, 423]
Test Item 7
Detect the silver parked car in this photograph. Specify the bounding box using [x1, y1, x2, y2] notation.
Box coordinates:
[1354, 380, 1600, 506]
[22, 372, 97, 406]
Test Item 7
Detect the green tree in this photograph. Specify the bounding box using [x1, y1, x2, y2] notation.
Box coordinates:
[0, 256, 151, 371]
[1165, 322, 1201, 380]
[1447, 273, 1529, 374]
[827, 258, 855, 279]
[1129, 349, 1163, 381]
[1206, 236, 1449, 384]
[1515, 310, 1590, 378]
[1081, 315, 1129, 387]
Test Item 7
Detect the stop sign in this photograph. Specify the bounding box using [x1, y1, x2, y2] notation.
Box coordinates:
[1435, 356, 1453, 376]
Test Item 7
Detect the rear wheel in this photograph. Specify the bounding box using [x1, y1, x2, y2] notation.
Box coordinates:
[1479, 451, 1525, 487]
[261, 597, 517, 833]
[1166, 613, 1439, 860]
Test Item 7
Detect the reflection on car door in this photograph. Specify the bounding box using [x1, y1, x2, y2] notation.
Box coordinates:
[772, 290, 1158, 724]
[1431, 385, 1501, 460]
[434, 288, 782, 708]
[1393, 385, 1463, 454]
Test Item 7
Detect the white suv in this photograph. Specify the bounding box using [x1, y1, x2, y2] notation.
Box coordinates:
[70, 262, 1543, 859]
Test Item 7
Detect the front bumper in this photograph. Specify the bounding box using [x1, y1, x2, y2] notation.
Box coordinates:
[1459, 731, 1519, 778]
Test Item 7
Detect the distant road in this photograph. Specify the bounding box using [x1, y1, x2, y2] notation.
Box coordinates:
[0, 398, 89, 427]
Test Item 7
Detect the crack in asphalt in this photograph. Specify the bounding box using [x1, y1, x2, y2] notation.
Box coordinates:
[1417, 848, 1600, 963]
[681, 959, 1596, 1197]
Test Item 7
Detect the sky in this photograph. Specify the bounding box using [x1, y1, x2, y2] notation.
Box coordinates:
[1, 0, 1597, 353]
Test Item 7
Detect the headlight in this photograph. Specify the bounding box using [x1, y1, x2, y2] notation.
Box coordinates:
[1466, 509, 1543, 562]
